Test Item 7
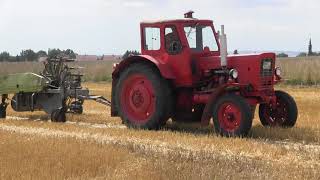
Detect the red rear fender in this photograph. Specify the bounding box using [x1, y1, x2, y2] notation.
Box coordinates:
[112, 55, 175, 79]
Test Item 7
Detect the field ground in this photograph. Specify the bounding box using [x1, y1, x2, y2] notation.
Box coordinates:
[0, 82, 320, 179]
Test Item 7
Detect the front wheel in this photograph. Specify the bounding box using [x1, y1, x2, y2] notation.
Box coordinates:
[51, 108, 67, 123]
[259, 91, 298, 127]
[213, 94, 253, 137]
[0, 105, 6, 119]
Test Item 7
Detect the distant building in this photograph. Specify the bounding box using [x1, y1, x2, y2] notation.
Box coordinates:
[76, 55, 121, 61]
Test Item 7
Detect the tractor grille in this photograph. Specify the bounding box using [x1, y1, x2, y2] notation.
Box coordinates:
[259, 58, 273, 89]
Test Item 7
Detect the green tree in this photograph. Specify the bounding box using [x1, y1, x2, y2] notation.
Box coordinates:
[37, 50, 47, 57]
[48, 48, 77, 59]
[0, 51, 10, 62]
[308, 38, 313, 56]
[15, 55, 20, 62]
[297, 52, 307, 57]
[20, 49, 37, 61]
[276, 53, 289, 58]
[64, 49, 77, 59]
[48, 49, 62, 59]
[122, 50, 140, 59]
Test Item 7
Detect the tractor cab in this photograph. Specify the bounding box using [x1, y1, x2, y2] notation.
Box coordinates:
[140, 11, 224, 86]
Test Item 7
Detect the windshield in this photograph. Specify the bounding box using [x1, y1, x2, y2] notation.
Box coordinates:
[184, 25, 218, 52]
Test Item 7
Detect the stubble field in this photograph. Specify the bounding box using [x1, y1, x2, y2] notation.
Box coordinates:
[0, 83, 320, 179]
[1, 57, 320, 179]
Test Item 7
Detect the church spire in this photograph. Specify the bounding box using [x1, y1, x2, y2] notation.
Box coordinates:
[308, 38, 313, 56]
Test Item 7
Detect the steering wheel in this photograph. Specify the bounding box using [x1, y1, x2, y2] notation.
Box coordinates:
[169, 41, 182, 54]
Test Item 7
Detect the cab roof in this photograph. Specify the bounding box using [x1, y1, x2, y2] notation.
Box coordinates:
[141, 18, 213, 25]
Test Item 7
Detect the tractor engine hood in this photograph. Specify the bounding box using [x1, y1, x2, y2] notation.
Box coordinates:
[197, 52, 276, 71]
[198, 52, 276, 90]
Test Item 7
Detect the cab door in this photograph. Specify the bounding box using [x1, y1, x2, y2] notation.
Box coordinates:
[164, 25, 193, 86]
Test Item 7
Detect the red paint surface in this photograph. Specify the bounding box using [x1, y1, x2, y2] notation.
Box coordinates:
[120, 74, 156, 124]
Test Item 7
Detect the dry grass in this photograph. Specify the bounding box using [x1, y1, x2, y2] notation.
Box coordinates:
[0, 83, 320, 179]
[2, 56, 320, 84]
[0, 130, 304, 180]
[0, 61, 117, 82]
[277, 56, 320, 85]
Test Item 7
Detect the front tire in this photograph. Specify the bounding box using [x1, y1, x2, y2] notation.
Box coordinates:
[213, 94, 252, 137]
[0, 105, 6, 119]
[259, 91, 298, 127]
[51, 108, 66, 123]
[115, 63, 172, 130]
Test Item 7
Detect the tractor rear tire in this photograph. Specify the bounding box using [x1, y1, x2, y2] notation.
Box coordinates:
[259, 90, 298, 127]
[51, 108, 67, 123]
[0, 105, 6, 119]
[115, 63, 172, 130]
[213, 94, 252, 137]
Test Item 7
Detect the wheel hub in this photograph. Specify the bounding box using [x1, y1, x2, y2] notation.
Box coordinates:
[132, 90, 144, 107]
[218, 103, 241, 131]
[226, 113, 235, 122]
[263, 99, 288, 126]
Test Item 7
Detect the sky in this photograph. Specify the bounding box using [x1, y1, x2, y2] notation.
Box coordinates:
[0, 0, 319, 55]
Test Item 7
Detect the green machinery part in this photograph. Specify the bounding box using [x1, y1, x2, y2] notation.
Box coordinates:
[0, 73, 47, 95]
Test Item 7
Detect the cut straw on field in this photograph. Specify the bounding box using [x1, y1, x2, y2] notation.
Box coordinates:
[0, 83, 320, 179]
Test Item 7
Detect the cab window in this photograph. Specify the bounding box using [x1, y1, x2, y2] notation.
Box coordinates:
[184, 25, 218, 52]
[165, 26, 182, 55]
[144, 27, 161, 50]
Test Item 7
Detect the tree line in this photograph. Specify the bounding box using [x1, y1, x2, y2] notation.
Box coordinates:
[0, 49, 77, 62]
[122, 50, 140, 59]
[277, 38, 320, 58]
[277, 52, 320, 58]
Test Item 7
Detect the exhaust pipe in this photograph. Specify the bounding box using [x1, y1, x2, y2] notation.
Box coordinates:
[220, 25, 228, 67]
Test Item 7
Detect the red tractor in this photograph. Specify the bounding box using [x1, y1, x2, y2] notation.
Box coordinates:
[111, 12, 298, 136]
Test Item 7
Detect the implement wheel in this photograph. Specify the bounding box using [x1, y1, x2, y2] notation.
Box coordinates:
[213, 94, 252, 137]
[51, 108, 66, 123]
[115, 63, 172, 130]
[0, 105, 6, 119]
[259, 91, 298, 127]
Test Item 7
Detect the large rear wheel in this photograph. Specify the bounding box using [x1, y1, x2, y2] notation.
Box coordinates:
[259, 91, 298, 127]
[115, 63, 172, 130]
[213, 94, 252, 137]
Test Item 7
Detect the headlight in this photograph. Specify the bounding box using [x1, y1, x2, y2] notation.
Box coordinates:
[229, 69, 238, 79]
[113, 63, 119, 70]
[275, 67, 281, 76]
